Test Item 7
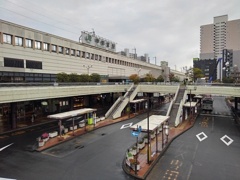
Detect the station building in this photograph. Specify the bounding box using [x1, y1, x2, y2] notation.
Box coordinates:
[0, 19, 185, 131]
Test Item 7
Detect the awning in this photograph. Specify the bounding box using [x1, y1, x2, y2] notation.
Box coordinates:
[47, 108, 97, 120]
[41, 101, 48, 106]
[183, 102, 198, 107]
[130, 115, 169, 132]
[130, 99, 146, 103]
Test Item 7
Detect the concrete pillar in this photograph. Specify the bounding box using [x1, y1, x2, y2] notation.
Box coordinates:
[10, 102, 17, 129]
[12, 35, 15, 46]
[0, 32, 2, 44]
[235, 97, 238, 110]
[88, 95, 92, 107]
[69, 97, 74, 110]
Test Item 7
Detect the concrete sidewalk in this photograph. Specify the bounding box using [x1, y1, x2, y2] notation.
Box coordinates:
[36, 113, 135, 152]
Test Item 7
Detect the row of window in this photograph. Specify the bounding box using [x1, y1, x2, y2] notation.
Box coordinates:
[4, 58, 42, 69]
[2, 33, 142, 69]
[0, 71, 56, 82]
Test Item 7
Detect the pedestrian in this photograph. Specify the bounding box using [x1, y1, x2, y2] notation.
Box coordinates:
[31, 114, 35, 123]
[61, 124, 65, 135]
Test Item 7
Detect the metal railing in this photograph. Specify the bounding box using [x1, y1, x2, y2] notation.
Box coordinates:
[0, 82, 132, 87]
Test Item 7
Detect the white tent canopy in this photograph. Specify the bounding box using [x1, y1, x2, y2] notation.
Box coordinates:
[183, 102, 198, 107]
[130, 115, 169, 132]
[130, 99, 146, 103]
[47, 108, 97, 120]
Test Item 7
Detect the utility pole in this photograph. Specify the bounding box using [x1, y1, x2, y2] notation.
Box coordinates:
[154, 57, 156, 65]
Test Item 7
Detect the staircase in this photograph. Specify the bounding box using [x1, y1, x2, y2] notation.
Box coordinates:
[105, 84, 137, 119]
[168, 86, 186, 126]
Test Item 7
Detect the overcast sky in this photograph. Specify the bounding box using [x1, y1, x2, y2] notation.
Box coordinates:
[0, 0, 240, 71]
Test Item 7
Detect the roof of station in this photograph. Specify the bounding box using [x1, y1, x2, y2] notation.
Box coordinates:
[47, 108, 97, 120]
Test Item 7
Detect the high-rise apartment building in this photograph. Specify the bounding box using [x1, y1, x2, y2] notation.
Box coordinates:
[200, 15, 240, 80]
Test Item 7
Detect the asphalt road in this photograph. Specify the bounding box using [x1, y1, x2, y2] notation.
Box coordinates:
[1, 97, 239, 180]
[0, 103, 169, 180]
[147, 96, 240, 180]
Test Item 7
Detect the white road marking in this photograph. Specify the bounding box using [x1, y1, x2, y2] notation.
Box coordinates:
[196, 132, 208, 142]
[0, 143, 14, 152]
[220, 135, 234, 146]
[120, 123, 133, 129]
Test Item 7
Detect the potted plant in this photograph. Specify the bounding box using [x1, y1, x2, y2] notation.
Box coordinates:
[157, 126, 162, 134]
[150, 131, 155, 139]
[41, 132, 49, 142]
[130, 146, 138, 155]
[126, 152, 134, 161]
[138, 139, 145, 149]
[79, 120, 85, 128]
[143, 134, 149, 144]
[129, 159, 140, 171]
[38, 139, 45, 147]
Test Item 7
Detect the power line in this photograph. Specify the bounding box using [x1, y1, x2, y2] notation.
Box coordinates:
[0, 6, 80, 37]
[1, 0, 153, 56]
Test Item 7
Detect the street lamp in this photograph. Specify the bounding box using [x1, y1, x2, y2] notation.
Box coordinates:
[164, 122, 169, 143]
[83, 65, 92, 75]
[125, 88, 133, 118]
[189, 86, 197, 121]
[145, 98, 150, 164]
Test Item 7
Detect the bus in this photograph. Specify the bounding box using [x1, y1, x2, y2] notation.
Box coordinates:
[202, 95, 213, 111]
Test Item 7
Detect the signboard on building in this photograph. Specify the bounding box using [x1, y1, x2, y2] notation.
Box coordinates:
[81, 31, 116, 52]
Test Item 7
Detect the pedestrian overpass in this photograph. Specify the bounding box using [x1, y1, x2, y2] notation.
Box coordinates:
[0, 83, 239, 128]
[105, 83, 240, 127]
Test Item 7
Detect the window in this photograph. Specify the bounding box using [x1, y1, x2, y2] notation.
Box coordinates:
[91, 53, 94, 60]
[4, 57, 24, 68]
[26, 60, 42, 69]
[43, 43, 49, 51]
[25, 39, 32, 48]
[52, 44, 57, 52]
[15, 36, 23, 46]
[82, 51, 85, 58]
[65, 47, 69, 55]
[3, 34, 12, 44]
[86, 52, 89, 59]
[71, 49, 75, 56]
[76, 50, 80, 57]
[35, 41, 41, 50]
[58, 46, 63, 54]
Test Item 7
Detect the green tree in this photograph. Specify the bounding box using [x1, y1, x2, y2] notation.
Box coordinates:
[56, 72, 69, 82]
[129, 74, 140, 84]
[144, 73, 155, 82]
[222, 77, 234, 83]
[169, 73, 175, 82]
[79, 74, 91, 82]
[173, 76, 180, 82]
[156, 75, 164, 82]
[193, 68, 204, 81]
[69, 73, 80, 82]
[90, 73, 100, 82]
